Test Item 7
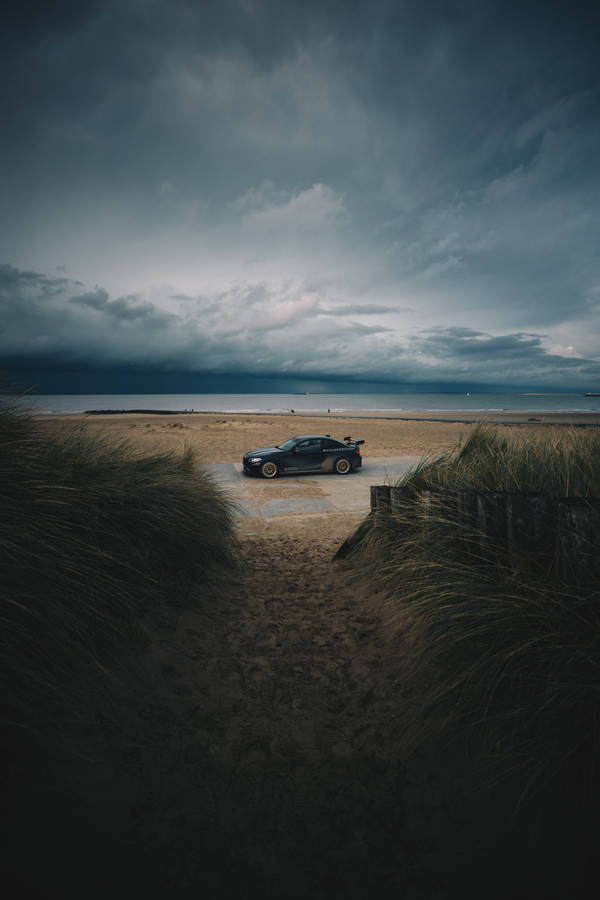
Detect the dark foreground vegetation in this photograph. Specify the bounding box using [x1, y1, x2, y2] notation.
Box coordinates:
[344, 425, 600, 893]
[0, 401, 236, 735]
[0, 401, 237, 896]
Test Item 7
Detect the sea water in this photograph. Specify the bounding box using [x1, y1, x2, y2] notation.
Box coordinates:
[20, 392, 600, 415]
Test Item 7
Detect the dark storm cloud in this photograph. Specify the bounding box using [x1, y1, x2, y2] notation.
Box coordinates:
[1, 1, 599, 388]
[69, 289, 173, 324]
[0, 264, 76, 296]
[416, 327, 549, 360]
[5, 0, 598, 209]
[410, 327, 600, 382]
[2, 264, 599, 387]
[1, 264, 389, 373]
[0, 264, 186, 368]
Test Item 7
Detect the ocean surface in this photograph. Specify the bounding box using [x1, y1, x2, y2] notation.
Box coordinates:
[20, 392, 600, 415]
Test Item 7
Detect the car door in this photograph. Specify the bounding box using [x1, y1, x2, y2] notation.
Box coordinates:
[293, 438, 323, 471]
[320, 437, 344, 471]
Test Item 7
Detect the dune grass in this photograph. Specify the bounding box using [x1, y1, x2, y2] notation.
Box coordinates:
[0, 399, 237, 746]
[396, 421, 600, 497]
[347, 425, 600, 794]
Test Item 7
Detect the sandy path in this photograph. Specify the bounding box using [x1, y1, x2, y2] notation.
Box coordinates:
[11, 510, 586, 899]
[110, 514, 441, 898]
[110, 512, 579, 900]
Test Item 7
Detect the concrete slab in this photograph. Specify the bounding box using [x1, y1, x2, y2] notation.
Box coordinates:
[208, 456, 425, 519]
[323, 493, 371, 512]
[203, 463, 242, 483]
[261, 497, 336, 517]
[355, 456, 422, 479]
[242, 477, 317, 492]
[230, 499, 262, 518]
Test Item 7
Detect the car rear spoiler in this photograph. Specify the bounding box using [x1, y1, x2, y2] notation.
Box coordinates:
[343, 436, 364, 445]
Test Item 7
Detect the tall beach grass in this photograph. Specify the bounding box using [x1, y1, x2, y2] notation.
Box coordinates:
[346, 424, 600, 795]
[0, 399, 237, 748]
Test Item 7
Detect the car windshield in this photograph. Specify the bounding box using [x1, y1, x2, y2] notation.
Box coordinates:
[277, 438, 299, 451]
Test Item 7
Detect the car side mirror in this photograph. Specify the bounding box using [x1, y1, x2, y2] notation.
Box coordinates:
[291, 446, 298, 453]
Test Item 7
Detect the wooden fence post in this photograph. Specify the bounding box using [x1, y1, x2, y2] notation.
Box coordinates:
[455, 489, 481, 560]
[419, 489, 436, 518]
[557, 498, 600, 584]
[390, 485, 410, 513]
[457, 489, 479, 529]
[354, 486, 599, 584]
[370, 485, 392, 512]
[505, 492, 554, 575]
[476, 492, 509, 565]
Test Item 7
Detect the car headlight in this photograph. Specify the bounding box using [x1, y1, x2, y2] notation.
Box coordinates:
[249, 457, 262, 463]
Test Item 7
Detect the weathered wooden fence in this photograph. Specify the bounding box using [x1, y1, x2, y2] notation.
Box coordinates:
[336, 485, 600, 584]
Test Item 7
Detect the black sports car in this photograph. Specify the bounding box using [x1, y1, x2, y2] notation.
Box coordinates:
[243, 434, 364, 478]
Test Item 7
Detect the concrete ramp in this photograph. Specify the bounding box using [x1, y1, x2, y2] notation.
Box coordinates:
[203, 457, 422, 519]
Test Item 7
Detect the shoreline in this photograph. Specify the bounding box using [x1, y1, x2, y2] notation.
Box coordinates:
[77, 408, 600, 426]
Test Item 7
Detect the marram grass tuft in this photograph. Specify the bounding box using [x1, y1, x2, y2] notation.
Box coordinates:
[0, 400, 237, 743]
[346, 423, 600, 795]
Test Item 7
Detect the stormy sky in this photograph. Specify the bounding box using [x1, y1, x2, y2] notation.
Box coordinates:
[2, 0, 599, 392]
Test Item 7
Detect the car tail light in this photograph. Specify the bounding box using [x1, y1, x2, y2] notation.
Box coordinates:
[355, 447, 360, 454]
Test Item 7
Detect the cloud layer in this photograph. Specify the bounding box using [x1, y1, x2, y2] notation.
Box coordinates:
[1, 0, 599, 388]
[2, 263, 598, 388]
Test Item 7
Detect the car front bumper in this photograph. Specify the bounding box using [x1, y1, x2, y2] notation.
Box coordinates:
[242, 458, 262, 476]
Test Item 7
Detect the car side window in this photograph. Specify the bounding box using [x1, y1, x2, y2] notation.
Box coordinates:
[322, 439, 340, 449]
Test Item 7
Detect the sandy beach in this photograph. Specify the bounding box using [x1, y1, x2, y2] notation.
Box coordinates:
[38, 409, 600, 465]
